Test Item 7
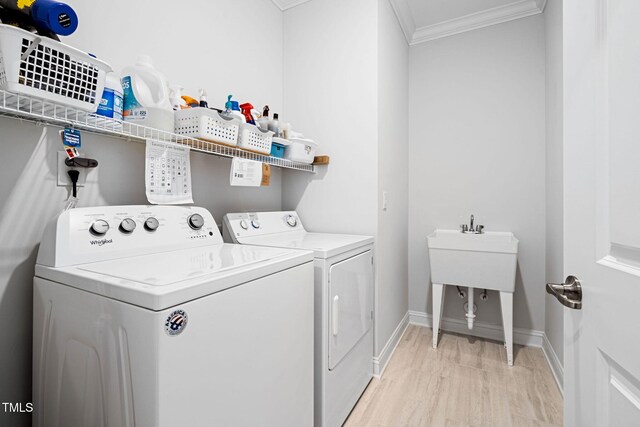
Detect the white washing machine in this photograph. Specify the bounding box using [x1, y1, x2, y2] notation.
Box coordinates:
[223, 211, 374, 427]
[33, 205, 315, 427]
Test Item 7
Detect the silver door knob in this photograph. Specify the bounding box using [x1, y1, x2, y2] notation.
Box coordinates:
[546, 275, 582, 310]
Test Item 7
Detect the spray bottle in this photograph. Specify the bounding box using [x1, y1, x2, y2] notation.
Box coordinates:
[256, 105, 270, 131]
[222, 95, 245, 122]
[198, 89, 209, 108]
[240, 103, 255, 125]
[169, 85, 187, 110]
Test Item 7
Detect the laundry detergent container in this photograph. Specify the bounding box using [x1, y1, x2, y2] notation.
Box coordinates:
[121, 55, 174, 132]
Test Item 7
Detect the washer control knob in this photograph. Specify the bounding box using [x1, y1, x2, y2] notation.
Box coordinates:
[90, 219, 109, 236]
[286, 215, 297, 227]
[144, 217, 159, 231]
[188, 213, 205, 230]
[251, 220, 261, 229]
[239, 219, 248, 230]
[119, 218, 137, 234]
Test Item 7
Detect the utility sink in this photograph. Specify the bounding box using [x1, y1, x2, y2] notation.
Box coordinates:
[427, 227, 519, 365]
[427, 229, 518, 292]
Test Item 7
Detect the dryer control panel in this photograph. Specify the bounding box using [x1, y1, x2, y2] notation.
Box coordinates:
[37, 205, 222, 267]
[223, 211, 304, 242]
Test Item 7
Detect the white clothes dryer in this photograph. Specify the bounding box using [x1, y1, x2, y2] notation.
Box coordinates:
[223, 211, 374, 427]
[33, 205, 315, 427]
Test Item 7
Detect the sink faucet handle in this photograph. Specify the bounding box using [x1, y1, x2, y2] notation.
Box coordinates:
[476, 224, 484, 234]
[460, 224, 468, 233]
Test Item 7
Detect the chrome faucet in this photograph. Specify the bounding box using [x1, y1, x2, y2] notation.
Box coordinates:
[460, 214, 484, 234]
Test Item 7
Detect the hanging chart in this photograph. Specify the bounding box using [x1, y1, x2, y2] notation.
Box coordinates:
[145, 139, 193, 205]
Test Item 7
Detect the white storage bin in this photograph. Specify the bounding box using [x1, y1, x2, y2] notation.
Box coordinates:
[0, 24, 111, 112]
[237, 122, 273, 154]
[285, 138, 318, 164]
[174, 108, 240, 146]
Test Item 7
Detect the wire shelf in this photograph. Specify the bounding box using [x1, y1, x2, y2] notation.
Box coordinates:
[0, 90, 316, 173]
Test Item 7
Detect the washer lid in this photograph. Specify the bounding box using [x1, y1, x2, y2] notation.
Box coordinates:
[238, 232, 374, 259]
[35, 243, 313, 310]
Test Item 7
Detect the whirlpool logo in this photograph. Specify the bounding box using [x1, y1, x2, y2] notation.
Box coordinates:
[90, 239, 113, 246]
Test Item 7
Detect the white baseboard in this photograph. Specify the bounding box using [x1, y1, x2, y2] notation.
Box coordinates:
[541, 333, 564, 394]
[373, 312, 409, 378]
[408, 310, 544, 347]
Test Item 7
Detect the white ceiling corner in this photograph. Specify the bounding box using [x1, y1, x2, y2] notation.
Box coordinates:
[389, 0, 416, 45]
[390, 0, 547, 46]
[271, 0, 313, 11]
[536, 0, 548, 13]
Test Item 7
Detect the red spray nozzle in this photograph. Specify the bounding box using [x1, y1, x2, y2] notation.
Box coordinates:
[239, 103, 255, 124]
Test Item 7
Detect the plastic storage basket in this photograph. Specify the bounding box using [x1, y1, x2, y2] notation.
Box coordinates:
[0, 24, 111, 112]
[237, 122, 273, 155]
[174, 108, 240, 146]
[285, 138, 318, 164]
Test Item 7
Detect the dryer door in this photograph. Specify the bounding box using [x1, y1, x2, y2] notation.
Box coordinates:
[328, 250, 373, 370]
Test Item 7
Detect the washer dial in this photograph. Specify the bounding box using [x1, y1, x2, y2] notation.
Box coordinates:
[285, 215, 297, 227]
[119, 218, 137, 233]
[90, 219, 109, 236]
[144, 217, 160, 231]
[251, 220, 261, 229]
[188, 213, 205, 230]
[239, 219, 248, 230]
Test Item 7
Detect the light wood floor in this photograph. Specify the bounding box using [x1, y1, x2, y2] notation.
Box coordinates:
[344, 325, 563, 427]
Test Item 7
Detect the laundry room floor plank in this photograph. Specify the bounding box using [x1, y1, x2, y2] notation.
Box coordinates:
[344, 325, 563, 427]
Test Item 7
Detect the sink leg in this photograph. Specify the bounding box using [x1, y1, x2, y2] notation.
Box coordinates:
[499, 291, 514, 366]
[432, 283, 445, 349]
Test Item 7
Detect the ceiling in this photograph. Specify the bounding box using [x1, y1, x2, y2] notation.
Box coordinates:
[271, 0, 547, 45]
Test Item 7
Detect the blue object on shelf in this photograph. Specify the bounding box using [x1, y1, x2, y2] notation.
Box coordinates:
[31, 0, 78, 36]
[270, 142, 285, 158]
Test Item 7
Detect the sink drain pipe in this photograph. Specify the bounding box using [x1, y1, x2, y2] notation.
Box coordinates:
[466, 287, 476, 330]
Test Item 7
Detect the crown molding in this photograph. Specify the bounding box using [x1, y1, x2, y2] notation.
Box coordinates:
[390, 0, 547, 46]
[271, 0, 313, 11]
[389, 0, 415, 44]
[536, 0, 548, 13]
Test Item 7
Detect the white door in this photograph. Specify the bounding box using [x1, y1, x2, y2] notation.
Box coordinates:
[328, 250, 373, 370]
[559, 0, 640, 425]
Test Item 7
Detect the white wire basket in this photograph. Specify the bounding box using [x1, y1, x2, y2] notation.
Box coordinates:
[174, 108, 240, 146]
[237, 122, 273, 155]
[0, 24, 111, 112]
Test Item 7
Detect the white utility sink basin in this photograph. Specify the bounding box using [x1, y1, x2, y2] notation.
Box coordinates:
[427, 228, 519, 365]
[427, 229, 518, 292]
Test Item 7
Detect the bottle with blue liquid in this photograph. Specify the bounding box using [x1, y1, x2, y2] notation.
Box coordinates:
[97, 73, 123, 121]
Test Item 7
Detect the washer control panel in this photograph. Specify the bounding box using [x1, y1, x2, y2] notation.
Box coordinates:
[222, 211, 304, 243]
[38, 205, 222, 267]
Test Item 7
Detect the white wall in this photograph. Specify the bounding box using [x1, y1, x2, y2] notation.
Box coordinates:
[66, 0, 284, 114]
[0, 1, 283, 424]
[376, 0, 409, 356]
[408, 16, 547, 333]
[281, 0, 378, 236]
[544, 0, 565, 372]
[282, 0, 410, 362]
